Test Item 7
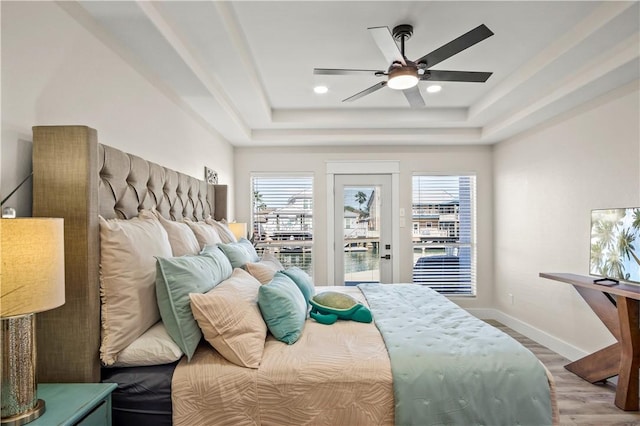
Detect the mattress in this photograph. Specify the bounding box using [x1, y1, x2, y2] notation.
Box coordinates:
[102, 361, 178, 426]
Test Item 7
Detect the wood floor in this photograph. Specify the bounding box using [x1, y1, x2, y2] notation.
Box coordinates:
[490, 320, 640, 425]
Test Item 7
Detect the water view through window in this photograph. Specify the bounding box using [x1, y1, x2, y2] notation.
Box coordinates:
[275, 250, 381, 279]
[342, 185, 382, 284]
[412, 175, 476, 295]
[252, 175, 314, 273]
[251, 173, 476, 293]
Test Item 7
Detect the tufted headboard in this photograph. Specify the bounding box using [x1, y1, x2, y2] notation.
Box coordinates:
[31, 125, 227, 383]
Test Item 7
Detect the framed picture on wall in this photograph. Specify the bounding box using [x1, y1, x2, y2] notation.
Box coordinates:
[205, 167, 218, 185]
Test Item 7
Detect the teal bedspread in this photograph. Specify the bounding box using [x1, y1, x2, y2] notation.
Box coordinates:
[358, 284, 552, 426]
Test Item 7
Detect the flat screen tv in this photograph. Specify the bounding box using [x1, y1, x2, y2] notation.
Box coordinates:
[590, 208, 640, 284]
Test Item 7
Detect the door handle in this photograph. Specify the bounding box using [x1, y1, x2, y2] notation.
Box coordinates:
[380, 254, 391, 260]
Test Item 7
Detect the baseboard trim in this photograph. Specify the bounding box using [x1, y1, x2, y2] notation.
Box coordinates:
[466, 308, 589, 362]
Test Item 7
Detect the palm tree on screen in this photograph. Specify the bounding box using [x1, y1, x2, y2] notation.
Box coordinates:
[593, 209, 640, 279]
[619, 208, 640, 268]
[632, 209, 640, 231]
[604, 247, 626, 279]
[619, 228, 640, 268]
[590, 242, 605, 273]
[593, 218, 618, 250]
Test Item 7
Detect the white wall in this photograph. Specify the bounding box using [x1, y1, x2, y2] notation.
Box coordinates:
[493, 82, 640, 357]
[235, 144, 494, 309]
[5, 2, 639, 357]
[1, 1, 234, 217]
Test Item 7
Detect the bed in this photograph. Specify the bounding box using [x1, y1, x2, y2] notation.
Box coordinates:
[32, 125, 559, 425]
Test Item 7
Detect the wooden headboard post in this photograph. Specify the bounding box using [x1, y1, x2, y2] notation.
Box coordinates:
[32, 125, 228, 382]
[33, 126, 101, 382]
[213, 185, 228, 222]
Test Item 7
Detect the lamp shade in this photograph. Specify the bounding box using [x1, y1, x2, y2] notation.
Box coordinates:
[0, 218, 65, 318]
[228, 222, 248, 240]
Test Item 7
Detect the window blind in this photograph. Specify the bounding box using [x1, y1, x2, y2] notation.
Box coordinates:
[411, 175, 476, 295]
[251, 175, 313, 274]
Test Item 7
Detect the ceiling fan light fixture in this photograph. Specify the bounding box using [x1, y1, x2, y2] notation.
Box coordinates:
[387, 67, 419, 90]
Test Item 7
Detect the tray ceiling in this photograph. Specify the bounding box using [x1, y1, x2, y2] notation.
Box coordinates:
[64, 1, 639, 146]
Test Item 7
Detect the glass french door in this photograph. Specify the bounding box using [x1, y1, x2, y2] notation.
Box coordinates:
[334, 174, 392, 285]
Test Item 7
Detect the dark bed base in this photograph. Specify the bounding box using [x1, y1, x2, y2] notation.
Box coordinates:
[101, 362, 178, 426]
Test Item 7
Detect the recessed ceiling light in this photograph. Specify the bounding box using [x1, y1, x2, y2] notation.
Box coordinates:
[426, 85, 442, 93]
[314, 85, 328, 94]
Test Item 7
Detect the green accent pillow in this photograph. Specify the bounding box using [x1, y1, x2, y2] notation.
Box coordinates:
[200, 245, 233, 278]
[281, 267, 315, 307]
[218, 238, 259, 268]
[155, 250, 232, 360]
[309, 291, 373, 325]
[258, 272, 306, 344]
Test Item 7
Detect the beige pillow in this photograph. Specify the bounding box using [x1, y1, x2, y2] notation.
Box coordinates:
[99, 214, 172, 366]
[189, 268, 267, 368]
[142, 210, 200, 256]
[245, 251, 285, 284]
[183, 218, 222, 249]
[245, 262, 278, 284]
[205, 217, 237, 243]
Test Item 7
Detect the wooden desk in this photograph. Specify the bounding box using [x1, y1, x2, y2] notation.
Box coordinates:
[540, 272, 640, 411]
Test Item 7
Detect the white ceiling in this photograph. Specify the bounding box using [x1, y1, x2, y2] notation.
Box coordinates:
[63, 1, 639, 146]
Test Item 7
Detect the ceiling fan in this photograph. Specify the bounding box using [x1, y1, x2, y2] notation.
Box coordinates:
[314, 24, 494, 107]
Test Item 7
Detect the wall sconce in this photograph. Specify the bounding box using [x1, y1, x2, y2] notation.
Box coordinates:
[228, 222, 248, 241]
[1, 218, 65, 425]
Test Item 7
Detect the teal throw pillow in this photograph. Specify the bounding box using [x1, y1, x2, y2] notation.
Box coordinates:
[218, 238, 259, 268]
[200, 245, 233, 278]
[155, 251, 232, 360]
[281, 267, 314, 307]
[258, 272, 306, 344]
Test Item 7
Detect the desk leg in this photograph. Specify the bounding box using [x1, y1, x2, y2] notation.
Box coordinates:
[615, 297, 640, 411]
[568, 286, 640, 410]
[566, 286, 621, 383]
[565, 343, 620, 383]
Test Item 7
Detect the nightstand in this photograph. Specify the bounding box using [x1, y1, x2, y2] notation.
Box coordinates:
[30, 383, 117, 426]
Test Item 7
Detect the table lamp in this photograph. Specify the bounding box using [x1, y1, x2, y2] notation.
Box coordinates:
[1, 218, 65, 425]
[228, 222, 248, 240]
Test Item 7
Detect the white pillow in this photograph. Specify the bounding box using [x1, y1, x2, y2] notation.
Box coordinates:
[142, 210, 200, 256]
[183, 218, 222, 249]
[99, 214, 173, 366]
[112, 321, 183, 367]
[205, 217, 237, 243]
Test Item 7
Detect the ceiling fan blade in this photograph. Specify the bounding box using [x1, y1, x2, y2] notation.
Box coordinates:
[368, 26, 406, 66]
[314, 68, 384, 76]
[343, 81, 387, 102]
[414, 24, 494, 69]
[403, 86, 426, 107]
[422, 70, 492, 82]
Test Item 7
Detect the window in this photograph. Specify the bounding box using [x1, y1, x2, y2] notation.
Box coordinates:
[411, 175, 476, 295]
[251, 174, 313, 274]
